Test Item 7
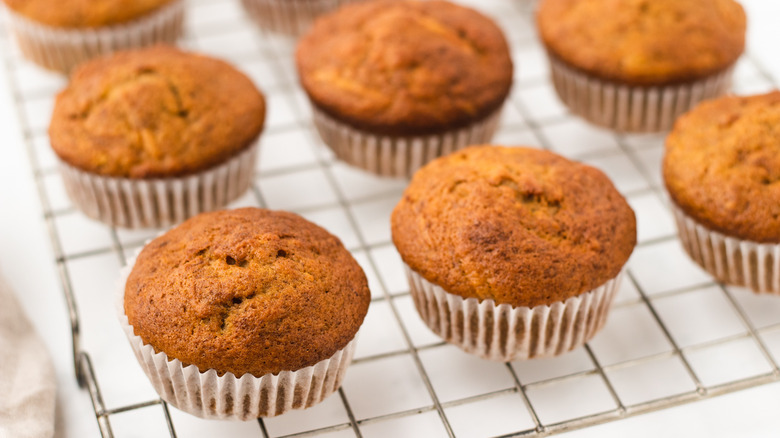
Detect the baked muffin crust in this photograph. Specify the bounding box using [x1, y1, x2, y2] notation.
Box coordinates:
[49, 45, 266, 178]
[124, 208, 371, 377]
[3, 0, 177, 28]
[392, 146, 636, 307]
[296, 0, 513, 136]
[664, 91, 780, 243]
[536, 0, 746, 85]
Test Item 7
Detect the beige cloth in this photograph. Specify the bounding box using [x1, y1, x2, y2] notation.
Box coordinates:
[0, 274, 56, 438]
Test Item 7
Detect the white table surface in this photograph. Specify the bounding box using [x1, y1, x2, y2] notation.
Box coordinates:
[2, 1, 780, 437]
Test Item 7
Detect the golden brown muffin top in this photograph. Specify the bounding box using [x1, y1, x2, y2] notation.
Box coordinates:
[296, 0, 513, 136]
[536, 0, 746, 85]
[124, 208, 371, 377]
[392, 146, 636, 308]
[49, 46, 265, 178]
[3, 0, 176, 28]
[664, 92, 780, 243]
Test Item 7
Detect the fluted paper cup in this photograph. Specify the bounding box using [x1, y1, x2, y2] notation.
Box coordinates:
[671, 203, 780, 294]
[4, 0, 184, 73]
[548, 55, 734, 133]
[405, 265, 623, 361]
[240, 0, 364, 36]
[58, 140, 258, 229]
[311, 105, 503, 178]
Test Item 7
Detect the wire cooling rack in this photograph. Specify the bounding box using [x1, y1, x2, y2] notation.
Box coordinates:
[2, 0, 780, 437]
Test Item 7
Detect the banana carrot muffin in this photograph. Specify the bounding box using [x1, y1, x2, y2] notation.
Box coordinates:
[536, 0, 746, 132]
[120, 207, 371, 419]
[2, 0, 184, 73]
[49, 45, 266, 228]
[392, 145, 636, 361]
[664, 91, 780, 293]
[296, 0, 513, 177]
[240, 0, 365, 36]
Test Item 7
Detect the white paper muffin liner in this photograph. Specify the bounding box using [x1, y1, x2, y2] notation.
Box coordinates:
[311, 105, 503, 178]
[240, 0, 363, 36]
[405, 265, 623, 361]
[671, 203, 780, 294]
[548, 55, 734, 133]
[116, 261, 358, 420]
[58, 140, 258, 229]
[4, 0, 184, 73]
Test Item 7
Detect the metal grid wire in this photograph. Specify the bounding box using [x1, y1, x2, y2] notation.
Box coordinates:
[2, 0, 780, 436]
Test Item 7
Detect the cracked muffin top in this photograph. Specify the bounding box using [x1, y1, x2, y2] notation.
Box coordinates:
[296, 0, 513, 136]
[3, 0, 177, 28]
[536, 0, 746, 85]
[49, 45, 266, 178]
[664, 91, 780, 243]
[124, 208, 371, 377]
[391, 145, 636, 307]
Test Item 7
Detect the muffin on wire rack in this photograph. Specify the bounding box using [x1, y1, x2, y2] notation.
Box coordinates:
[296, 0, 513, 178]
[2, 0, 184, 73]
[119, 208, 371, 419]
[391, 145, 636, 361]
[664, 91, 780, 294]
[240, 0, 366, 36]
[536, 0, 746, 132]
[49, 45, 266, 228]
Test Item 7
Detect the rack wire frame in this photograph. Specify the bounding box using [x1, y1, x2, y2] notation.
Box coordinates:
[2, 0, 780, 437]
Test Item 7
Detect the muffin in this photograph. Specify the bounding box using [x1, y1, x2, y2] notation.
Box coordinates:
[296, 0, 513, 178]
[664, 91, 780, 294]
[391, 145, 636, 361]
[2, 0, 184, 73]
[241, 0, 365, 36]
[536, 0, 746, 132]
[119, 208, 371, 419]
[49, 45, 266, 228]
